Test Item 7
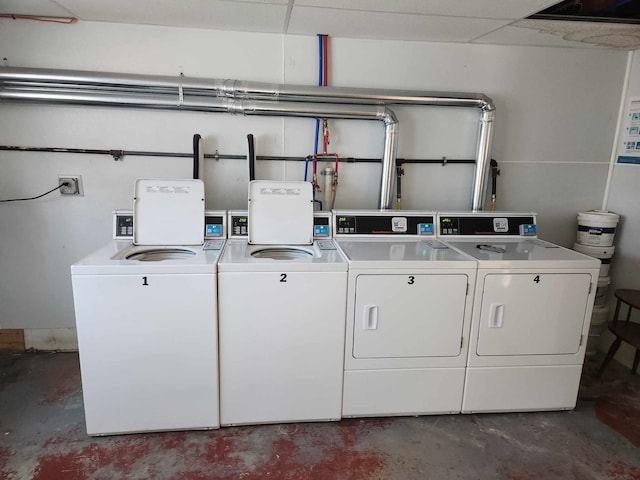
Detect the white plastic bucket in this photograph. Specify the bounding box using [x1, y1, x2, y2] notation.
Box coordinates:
[577, 211, 620, 247]
[573, 243, 615, 277]
[594, 276, 610, 306]
[590, 304, 609, 327]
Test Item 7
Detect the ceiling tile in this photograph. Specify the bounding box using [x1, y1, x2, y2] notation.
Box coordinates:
[54, 0, 288, 32]
[472, 24, 606, 49]
[4, 0, 637, 50]
[0, 0, 73, 17]
[288, 6, 509, 42]
[292, 0, 561, 20]
[475, 20, 640, 50]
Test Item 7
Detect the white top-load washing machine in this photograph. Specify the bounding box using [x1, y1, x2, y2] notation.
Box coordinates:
[217, 181, 347, 426]
[71, 179, 226, 435]
[333, 210, 477, 417]
[437, 212, 600, 413]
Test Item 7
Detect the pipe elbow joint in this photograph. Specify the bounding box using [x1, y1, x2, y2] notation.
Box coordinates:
[380, 106, 398, 126]
[480, 94, 496, 114]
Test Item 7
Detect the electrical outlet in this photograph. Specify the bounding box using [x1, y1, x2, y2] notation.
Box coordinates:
[58, 175, 83, 196]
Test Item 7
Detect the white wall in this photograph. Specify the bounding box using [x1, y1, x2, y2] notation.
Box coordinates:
[0, 20, 629, 329]
[601, 51, 640, 369]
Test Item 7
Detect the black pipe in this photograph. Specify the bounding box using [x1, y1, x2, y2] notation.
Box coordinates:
[0, 146, 476, 165]
[247, 134, 255, 181]
[193, 134, 201, 180]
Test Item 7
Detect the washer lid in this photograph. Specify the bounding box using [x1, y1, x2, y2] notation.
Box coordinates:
[248, 180, 313, 245]
[133, 179, 205, 245]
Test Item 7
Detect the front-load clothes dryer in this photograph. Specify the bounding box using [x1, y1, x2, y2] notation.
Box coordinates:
[71, 179, 226, 435]
[438, 212, 600, 413]
[333, 210, 477, 417]
[218, 181, 347, 426]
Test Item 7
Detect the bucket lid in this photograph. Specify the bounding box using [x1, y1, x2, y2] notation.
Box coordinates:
[577, 210, 620, 222]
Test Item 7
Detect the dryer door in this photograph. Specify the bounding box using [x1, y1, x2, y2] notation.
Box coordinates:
[476, 272, 591, 356]
[352, 274, 468, 358]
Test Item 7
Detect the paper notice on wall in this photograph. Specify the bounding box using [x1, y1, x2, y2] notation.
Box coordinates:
[618, 96, 640, 164]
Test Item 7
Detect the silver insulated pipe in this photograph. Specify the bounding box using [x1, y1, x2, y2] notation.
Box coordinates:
[0, 67, 494, 210]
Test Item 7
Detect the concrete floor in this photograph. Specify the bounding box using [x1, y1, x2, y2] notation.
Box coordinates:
[1, 353, 639, 480]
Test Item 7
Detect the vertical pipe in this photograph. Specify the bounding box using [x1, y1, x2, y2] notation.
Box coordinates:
[247, 134, 256, 181]
[192, 134, 203, 180]
[471, 108, 495, 211]
[379, 115, 400, 209]
[322, 167, 335, 210]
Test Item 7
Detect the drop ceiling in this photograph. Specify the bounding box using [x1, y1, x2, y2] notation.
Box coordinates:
[2, 0, 640, 50]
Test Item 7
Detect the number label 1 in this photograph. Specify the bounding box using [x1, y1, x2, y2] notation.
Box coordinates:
[142, 276, 149, 286]
[533, 275, 540, 284]
[280, 273, 287, 283]
[408, 275, 415, 285]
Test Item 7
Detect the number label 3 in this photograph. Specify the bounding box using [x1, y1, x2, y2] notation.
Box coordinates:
[408, 275, 415, 285]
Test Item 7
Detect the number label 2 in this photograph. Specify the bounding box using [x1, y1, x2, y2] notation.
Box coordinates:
[280, 273, 287, 283]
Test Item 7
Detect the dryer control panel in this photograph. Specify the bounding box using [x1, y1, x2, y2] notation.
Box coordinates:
[113, 210, 226, 240]
[333, 210, 435, 237]
[437, 213, 537, 238]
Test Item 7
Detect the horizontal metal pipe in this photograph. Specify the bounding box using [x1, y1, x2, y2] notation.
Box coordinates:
[0, 68, 184, 90]
[230, 80, 494, 110]
[0, 88, 396, 121]
[0, 88, 187, 109]
[241, 100, 396, 123]
[0, 67, 494, 109]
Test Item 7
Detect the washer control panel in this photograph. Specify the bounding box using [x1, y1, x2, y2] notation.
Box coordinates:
[230, 214, 249, 237]
[227, 211, 332, 239]
[114, 212, 134, 238]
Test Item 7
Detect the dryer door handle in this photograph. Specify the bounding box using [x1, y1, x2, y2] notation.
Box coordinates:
[489, 303, 504, 328]
[363, 305, 378, 330]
